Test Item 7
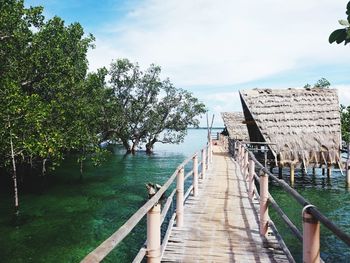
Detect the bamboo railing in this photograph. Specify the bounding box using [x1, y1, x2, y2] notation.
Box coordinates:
[80, 142, 213, 263]
[234, 140, 350, 263]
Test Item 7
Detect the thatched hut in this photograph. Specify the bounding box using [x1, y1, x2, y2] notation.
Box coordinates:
[239, 88, 341, 167]
[221, 112, 249, 141]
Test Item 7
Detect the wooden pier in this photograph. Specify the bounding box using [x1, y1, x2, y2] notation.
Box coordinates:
[81, 138, 350, 263]
[162, 146, 290, 262]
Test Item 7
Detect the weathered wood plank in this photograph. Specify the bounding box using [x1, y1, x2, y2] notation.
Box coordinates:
[161, 145, 293, 263]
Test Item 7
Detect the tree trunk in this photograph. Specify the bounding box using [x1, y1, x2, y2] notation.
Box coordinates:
[42, 158, 47, 176]
[146, 138, 157, 154]
[131, 139, 139, 154]
[79, 159, 83, 181]
[10, 134, 19, 217]
[122, 139, 132, 153]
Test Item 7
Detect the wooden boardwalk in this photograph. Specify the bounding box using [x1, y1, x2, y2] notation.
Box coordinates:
[162, 145, 291, 262]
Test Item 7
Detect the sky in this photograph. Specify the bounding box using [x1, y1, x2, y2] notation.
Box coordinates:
[26, 0, 350, 127]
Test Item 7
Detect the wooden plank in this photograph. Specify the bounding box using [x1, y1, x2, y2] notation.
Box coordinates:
[162, 145, 293, 262]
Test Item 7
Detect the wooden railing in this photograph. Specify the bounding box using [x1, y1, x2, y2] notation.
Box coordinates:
[81, 141, 213, 263]
[235, 141, 350, 263]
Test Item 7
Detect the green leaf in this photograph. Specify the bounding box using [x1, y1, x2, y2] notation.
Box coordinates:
[338, 19, 350, 26]
[329, 29, 347, 44]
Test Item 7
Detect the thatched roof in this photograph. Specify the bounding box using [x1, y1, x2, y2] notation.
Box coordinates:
[221, 112, 249, 140]
[240, 88, 341, 165]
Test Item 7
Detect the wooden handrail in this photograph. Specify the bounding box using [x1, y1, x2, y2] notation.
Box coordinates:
[81, 143, 211, 263]
[235, 140, 350, 249]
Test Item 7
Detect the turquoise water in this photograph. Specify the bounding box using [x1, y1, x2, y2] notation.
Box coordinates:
[0, 129, 349, 263]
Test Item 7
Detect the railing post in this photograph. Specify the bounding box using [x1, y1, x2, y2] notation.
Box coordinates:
[176, 167, 184, 227]
[248, 160, 255, 199]
[201, 148, 206, 179]
[206, 144, 210, 169]
[347, 159, 350, 186]
[238, 144, 242, 165]
[244, 150, 249, 180]
[209, 139, 213, 164]
[147, 204, 161, 263]
[347, 143, 350, 186]
[260, 172, 269, 236]
[193, 154, 198, 197]
[302, 206, 320, 263]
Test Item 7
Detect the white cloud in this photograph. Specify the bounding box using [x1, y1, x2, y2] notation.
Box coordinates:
[87, 0, 349, 87]
[336, 85, 350, 106]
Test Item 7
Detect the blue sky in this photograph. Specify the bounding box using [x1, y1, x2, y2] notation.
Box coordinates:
[26, 0, 350, 126]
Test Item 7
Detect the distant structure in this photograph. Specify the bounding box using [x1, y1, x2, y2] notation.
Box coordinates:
[239, 88, 341, 168]
[221, 112, 249, 141]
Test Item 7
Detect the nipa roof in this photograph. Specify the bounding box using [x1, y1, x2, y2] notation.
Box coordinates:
[239, 88, 341, 165]
[221, 112, 249, 141]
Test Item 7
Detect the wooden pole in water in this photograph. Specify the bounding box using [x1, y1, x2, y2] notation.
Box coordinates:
[147, 204, 161, 263]
[176, 167, 184, 227]
[248, 160, 255, 199]
[201, 148, 206, 179]
[260, 172, 269, 236]
[302, 205, 320, 263]
[193, 155, 198, 197]
[312, 166, 316, 177]
[290, 164, 295, 186]
[278, 166, 283, 179]
[327, 165, 332, 178]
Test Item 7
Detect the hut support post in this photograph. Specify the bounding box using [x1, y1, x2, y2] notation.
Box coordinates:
[193, 155, 198, 197]
[201, 148, 206, 179]
[278, 166, 283, 179]
[248, 160, 255, 199]
[259, 172, 269, 236]
[147, 204, 161, 263]
[302, 206, 320, 263]
[290, 164, 295, 186]
[327, 165, 332, 178]
[176, 167, 184, 227]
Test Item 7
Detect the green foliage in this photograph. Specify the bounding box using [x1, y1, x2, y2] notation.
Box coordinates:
[340, 104, 350, 142]
[107, 59, 206, 153]
[303, 78, 331, 89]
[0, 0, 97, 175]
[0, 1, 206, 215]
[329, 1, 350, 45]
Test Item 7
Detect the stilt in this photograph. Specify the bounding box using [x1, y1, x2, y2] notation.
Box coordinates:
[278, 166, 283, 179]
[301, 164, 305, 177]
[312, 166, 316, 176]
[322, 167, 325, 176]
[327, 165, 332, 178]
[290, 164, 295, 186]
